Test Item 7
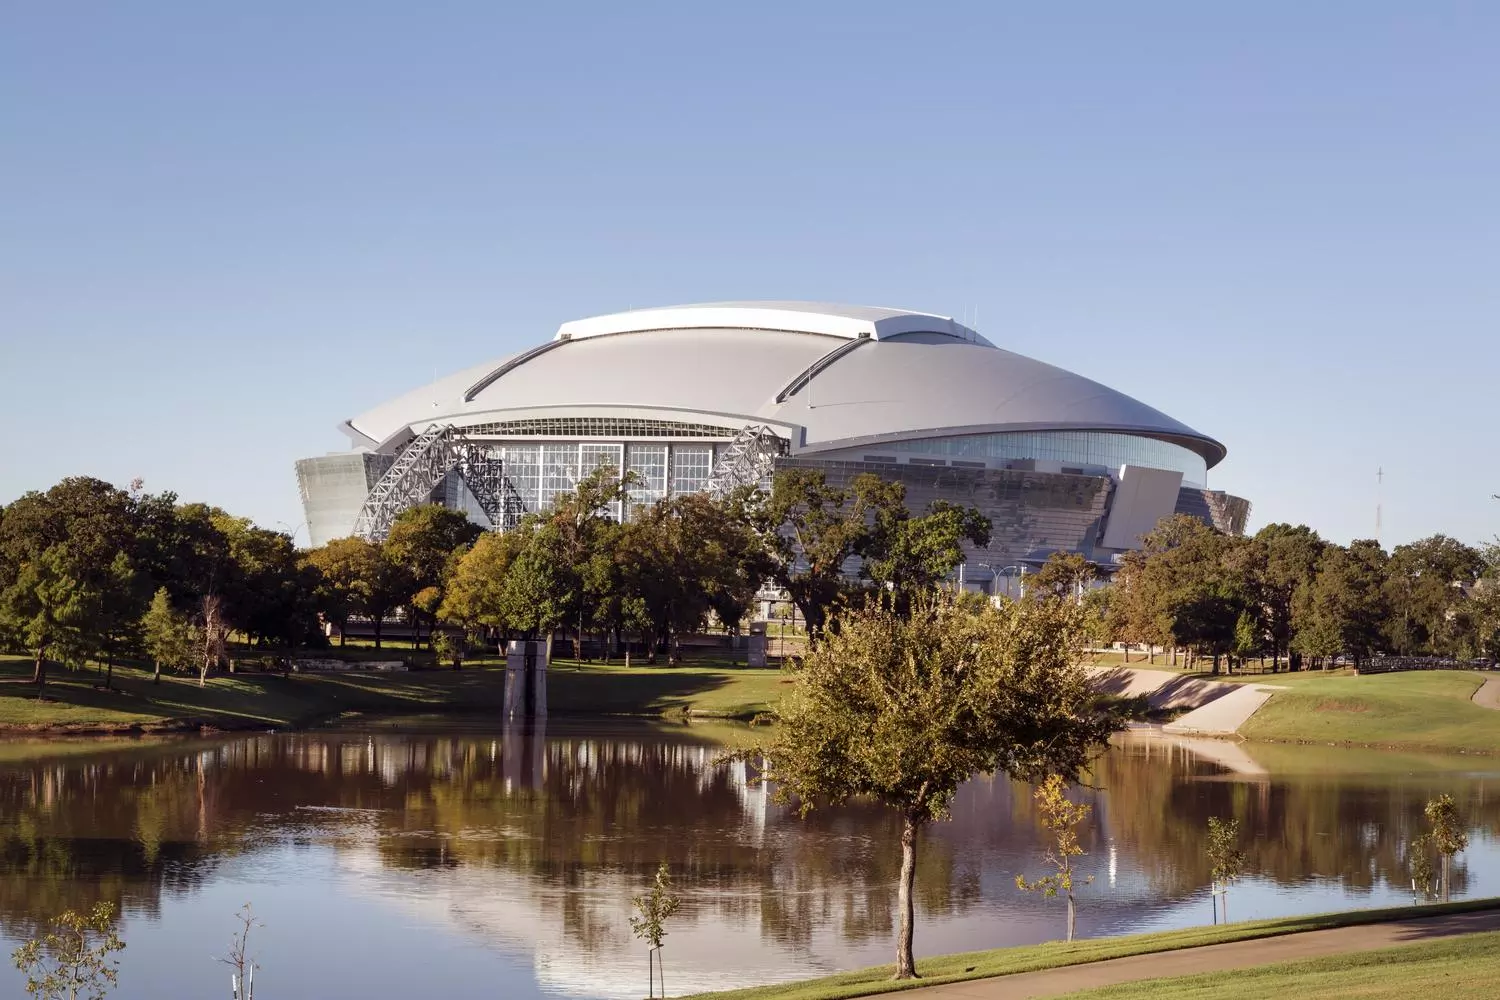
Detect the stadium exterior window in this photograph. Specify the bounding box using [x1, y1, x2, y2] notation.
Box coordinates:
[882, 431, 1209, 487]
[539, 443, 578, 509]
[625, 443, 668, 516]
[501, 444, 541, 514]
[580, 442, 625, 520]
[670, 445, 713, 496]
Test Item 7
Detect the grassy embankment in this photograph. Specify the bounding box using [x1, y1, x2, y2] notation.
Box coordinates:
[684, 897, 1500, 1000]
[1063, 930, 1500, 999]
[0, 652, 785, 733]
[1229, 669, 1500, 753]
[1092, 656, 1500, 754]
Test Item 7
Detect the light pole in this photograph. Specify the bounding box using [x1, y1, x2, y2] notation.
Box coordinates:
[997, 564, 1028, 600]
[276, 520, 306, 547]
[967, 562, 1027, 599]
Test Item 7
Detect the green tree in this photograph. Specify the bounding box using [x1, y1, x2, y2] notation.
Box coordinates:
[1107, 515, 1209, 664]
[615, 493, 765, 663]
[10, 901, 125, 1000]
[305, 535, 409, 649]
[1, 545, 98, 688]
[498, 526, 568, 644]
[1206, 816, 1246, 922]
[1294, 542, 1387, 668]
[140, 587, 194, 684]
[384, 505, 482, 649]
[1253, 524, 1325, 670]
[438, 530, 522, 639]
[1424, 794, 1468, 902]
[629, 861, 681, 999]
[1015, 775, 1094, 941]
[732, 595, 1118, 978]
[1384, 535, 1484, 655]
[1030, 552, 1100, 603]
[860, 498, 991, 610]
[305, 537, 379, 647]
[617, 501, 709, 663]
[751, 469, 896, 639]
[213, 515, 320, 650]
[516, 467, 632, 660]
[0, 479, 145, 687]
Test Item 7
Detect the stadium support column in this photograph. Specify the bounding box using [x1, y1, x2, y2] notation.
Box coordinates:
[504, 640, 549, 719]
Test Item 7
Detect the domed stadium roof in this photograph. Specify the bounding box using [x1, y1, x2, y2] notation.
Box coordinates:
[342, 302, 1225, 468]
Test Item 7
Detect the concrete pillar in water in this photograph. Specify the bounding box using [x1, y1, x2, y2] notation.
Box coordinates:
[504, 639, 549, 719]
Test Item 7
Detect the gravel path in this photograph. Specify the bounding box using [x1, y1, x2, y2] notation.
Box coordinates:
[905, 908, 1500, 999]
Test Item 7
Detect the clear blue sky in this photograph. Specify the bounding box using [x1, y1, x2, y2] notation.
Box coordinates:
[2, 3, 1496, 549]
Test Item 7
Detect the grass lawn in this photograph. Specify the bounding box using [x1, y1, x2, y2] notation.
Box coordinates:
[683, 898, 1500, 1000]
[1065, 929, 1500, 999]
[1237, 670, 1500, 753]
[547, 659, 785, 719]
[0, 653, 784, 732]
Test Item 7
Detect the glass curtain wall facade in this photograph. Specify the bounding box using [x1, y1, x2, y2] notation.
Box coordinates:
[878, 431, 1208, 487]
[482, 439, 718, 522]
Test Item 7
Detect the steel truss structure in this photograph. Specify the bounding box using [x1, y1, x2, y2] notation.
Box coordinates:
[707, 424, 787, 498]
[351, 424, 527, 541]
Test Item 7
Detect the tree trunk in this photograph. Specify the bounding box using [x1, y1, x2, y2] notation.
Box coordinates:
[339, 624, 346, 648]
[894, 813, 920, 979]
[105, 654, 114, 690]
[1066, 892, 1076, 942]
[32, 644, 46, 688]
[1222, 891, 1229, 923]
[153, 660, 162, 685]
[374, 617, 383, 650]
[1442, 855, 1450, 903]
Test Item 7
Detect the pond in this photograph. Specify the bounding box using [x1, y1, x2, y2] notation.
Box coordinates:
[2, 722, 1498, 999]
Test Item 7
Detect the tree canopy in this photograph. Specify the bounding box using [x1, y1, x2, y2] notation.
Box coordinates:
[734, 594, 1118, 977]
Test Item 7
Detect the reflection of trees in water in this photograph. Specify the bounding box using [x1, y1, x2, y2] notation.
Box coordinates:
[1092, 744, 1500, 900]
[0, 746, 233, 938]
[3, 733, 1498, 947]
[377, 737, 983, 953]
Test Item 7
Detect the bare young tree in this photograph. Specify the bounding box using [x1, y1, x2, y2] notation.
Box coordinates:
[218, 904, 260, 1000]
[629, 862, 680, 999]
[1424, 794, 1468, 902]
[1207, 816, 1247, 923]
[198, 594, 229, 687]
[1016, 775, 1095, 941]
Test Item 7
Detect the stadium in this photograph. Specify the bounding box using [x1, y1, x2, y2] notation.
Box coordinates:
[295, 302, 1249, 593]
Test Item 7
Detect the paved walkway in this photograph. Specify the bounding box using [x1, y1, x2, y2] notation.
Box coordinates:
[907, 908, 1500, 998]
[1162, 683, 1280, 736]
[1084, 667, 1240, 712]
[1472, 677, 1500, 710]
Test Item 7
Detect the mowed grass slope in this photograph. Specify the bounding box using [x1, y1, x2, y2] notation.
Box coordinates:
[0, 653, 785, 731]
[1064, 930, 1500, 999]
[1238, 670, 1500, 752]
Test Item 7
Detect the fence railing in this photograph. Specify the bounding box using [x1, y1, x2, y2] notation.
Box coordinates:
[1357, 655, 1496, 675]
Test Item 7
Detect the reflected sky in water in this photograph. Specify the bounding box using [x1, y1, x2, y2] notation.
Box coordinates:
[2, 722, 1499, 999]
